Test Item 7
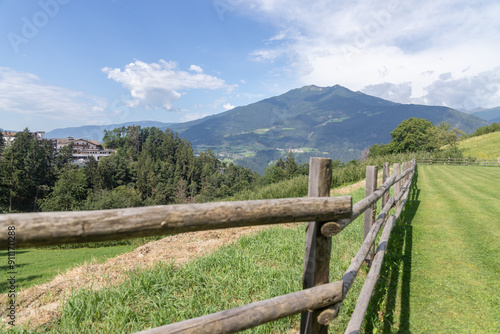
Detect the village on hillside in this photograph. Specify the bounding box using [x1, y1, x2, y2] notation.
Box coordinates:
[1, 130, 115, 165]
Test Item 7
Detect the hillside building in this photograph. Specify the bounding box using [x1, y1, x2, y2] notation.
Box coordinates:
[1, 131, 115, 162]
[55, 137, 115, 161]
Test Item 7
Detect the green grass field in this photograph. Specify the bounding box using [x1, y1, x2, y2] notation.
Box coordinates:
[456, 132, 500, 159]
[3, 188, 375, 334]
[366, 165, 500, 333]
[0, 238, 163, 294]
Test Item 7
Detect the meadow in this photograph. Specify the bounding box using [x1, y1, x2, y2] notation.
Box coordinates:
[456, 131, 500, 159]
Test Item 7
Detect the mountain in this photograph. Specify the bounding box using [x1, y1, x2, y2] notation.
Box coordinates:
[471, 107, 500, 123]
[45, 121, 174, 141]
[167, 85, 488, 172]
[43, 85, 488, 174]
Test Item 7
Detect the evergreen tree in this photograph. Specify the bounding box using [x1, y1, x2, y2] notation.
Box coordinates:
[0, 131, 4, 155]
[40, 167, 88, 211]
[0, 129, 53, 211]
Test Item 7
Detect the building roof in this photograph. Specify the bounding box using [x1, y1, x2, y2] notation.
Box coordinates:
[1, 131, 17, 137]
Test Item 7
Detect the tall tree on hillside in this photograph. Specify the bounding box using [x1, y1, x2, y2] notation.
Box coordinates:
[40, 167, 88, 211]
[389, 118, 436, 153]
[54, 142, 74, 173]
[0, 129, 53, 212]
[0, 131, 4, 154]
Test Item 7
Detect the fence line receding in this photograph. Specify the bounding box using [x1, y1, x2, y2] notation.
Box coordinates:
[1, 157, 416, 334]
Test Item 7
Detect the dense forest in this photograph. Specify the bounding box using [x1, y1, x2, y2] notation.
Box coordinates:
[0, 126, 309, 213]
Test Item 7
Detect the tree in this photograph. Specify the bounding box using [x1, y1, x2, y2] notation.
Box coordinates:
[0, 131, 4, 155]
[54, 142, 74, 173]
[84, 156, 99, 189]
[368, 143, 392, 157]
[40, 167, 88, 211]
[389, 118, 436, 153]
[431, 123, 464, 148]
[0, 129, 54, 212]
[284, 152, 298, 179]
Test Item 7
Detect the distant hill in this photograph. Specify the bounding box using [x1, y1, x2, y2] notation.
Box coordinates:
[167, 85, 488, 172]
[471, 107, 500, 123]
[455, 132, 500, 160]
[45, 121, 174, 141]
[42, 85, 489, 173]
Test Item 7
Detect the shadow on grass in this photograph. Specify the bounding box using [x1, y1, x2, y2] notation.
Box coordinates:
[364, 167, 421, 334]
[0, 274, 43, 294]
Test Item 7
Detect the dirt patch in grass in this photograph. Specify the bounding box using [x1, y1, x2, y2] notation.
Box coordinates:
[1, 226, 269, 328]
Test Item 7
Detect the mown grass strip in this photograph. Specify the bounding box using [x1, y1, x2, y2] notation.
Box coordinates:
[365, 165, 500, 333]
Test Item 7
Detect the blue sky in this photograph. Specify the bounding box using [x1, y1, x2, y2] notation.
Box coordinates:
[1, 0, 499, 132]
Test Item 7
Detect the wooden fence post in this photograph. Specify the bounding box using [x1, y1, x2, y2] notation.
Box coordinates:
[403, 162, 409, 183]
[301, 158, 333, 334]
[382, 162, 390, 208]
[363, 166, 378, 266]
[393, 163, 401, 209]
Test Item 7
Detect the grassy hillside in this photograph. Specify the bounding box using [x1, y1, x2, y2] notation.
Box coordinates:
[3, 188, 372, 333]
[456, 132, 500, 159]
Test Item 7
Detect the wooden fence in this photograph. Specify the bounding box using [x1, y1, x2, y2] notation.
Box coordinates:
[417, 157, 500, 166]
[0, 158, 416, 334]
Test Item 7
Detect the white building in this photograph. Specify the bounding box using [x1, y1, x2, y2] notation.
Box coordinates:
[55, 137, 115, 161]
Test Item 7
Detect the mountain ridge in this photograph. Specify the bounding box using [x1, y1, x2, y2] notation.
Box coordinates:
[471, 106, 500, 123]
[44, 85, 488, 173]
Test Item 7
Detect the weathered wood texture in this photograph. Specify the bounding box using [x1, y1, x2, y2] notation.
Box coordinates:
[344, 215, 397, 334]
[301, 158, 333, 334]
[345, 167, 414, 334]
[363, 166, 378, 266]
[393, 163, 401, 210]
[134, 281, 343, 334]
[321, 165, 413, 237]
[318, 160, 415, 326]
[382, 162, 390, 208]
[0, 196, 351, 249]
[317, 197, 395, 326]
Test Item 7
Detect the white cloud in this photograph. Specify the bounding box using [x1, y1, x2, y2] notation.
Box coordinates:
[418, 68, 500, 109]
[223, 103, 236, 110]
[181, 112, 213, 122]
[189, 64, 203, 73]
[102, 60, 228, 111]
[239, 0, 500, 108]
[0, 67, 107, 122]
[250, 49, 285, 62]
[361, 68, 500, 110]
[362, 82, 413, 104]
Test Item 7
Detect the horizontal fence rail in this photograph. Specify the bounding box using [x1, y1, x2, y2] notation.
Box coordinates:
[135, 281, 343, 334]
[320, 166, 412, 237]
[1, 157, 417, 334]
[0, 196, 351, 248]
[417, 157, 500, 166]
